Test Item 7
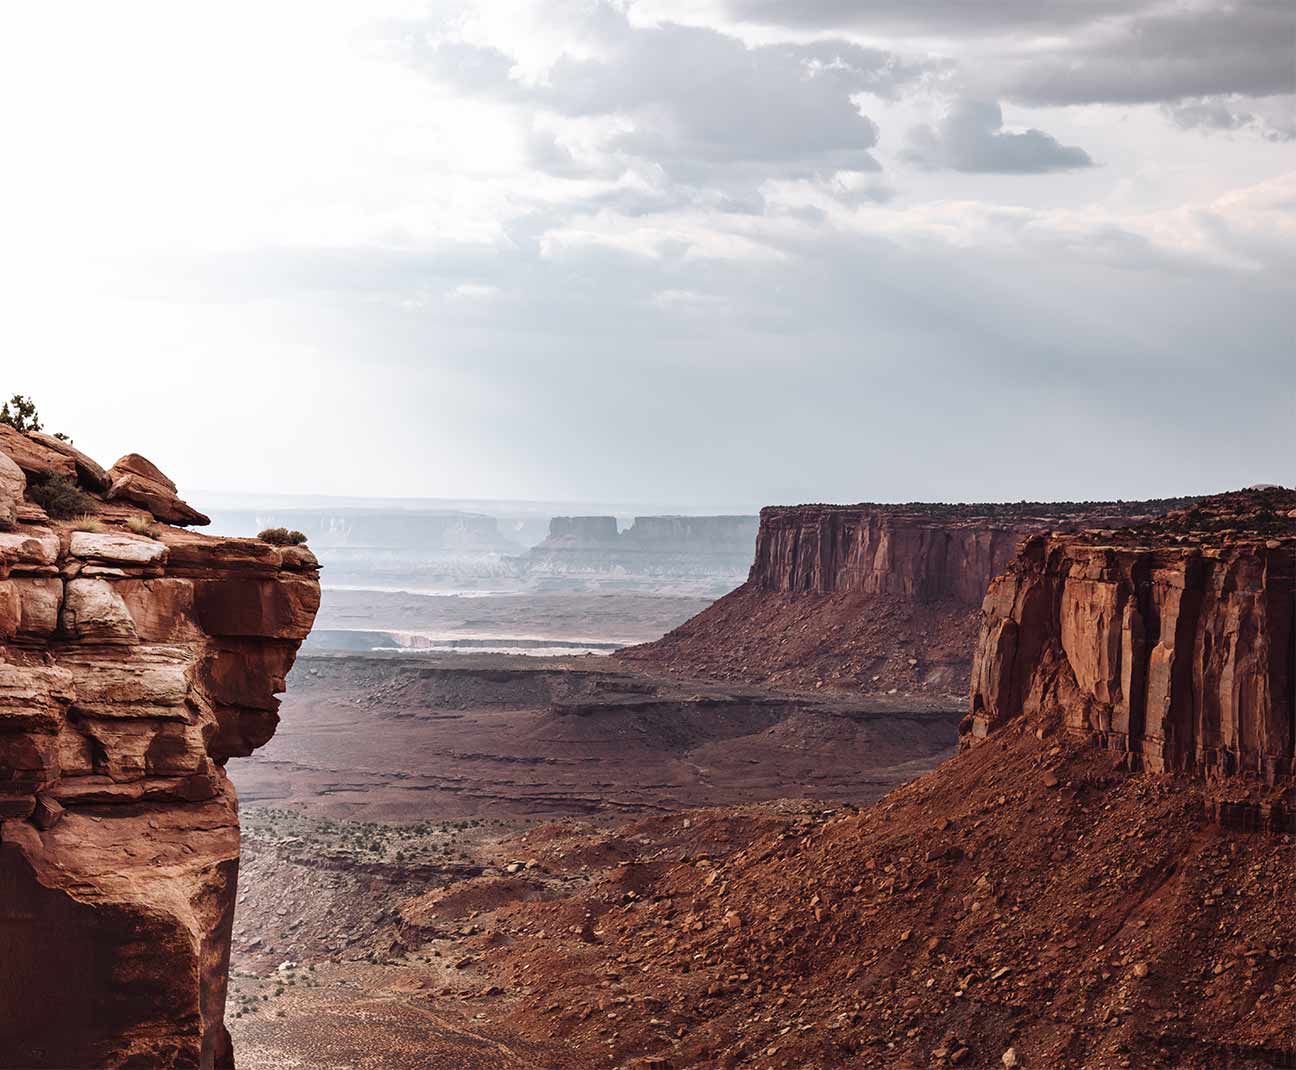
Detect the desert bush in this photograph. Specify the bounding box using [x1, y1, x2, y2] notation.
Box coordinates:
[126, 514, 161, 537]
[70, 516, 108, 533]
[258, 527, 308, 546]
[29, 475, 95, 519]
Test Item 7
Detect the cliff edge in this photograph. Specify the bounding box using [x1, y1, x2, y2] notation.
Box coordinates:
[0, 429, 320, 1068]
[622, 499, 1192, 697]
[968, 487, 1296, 814]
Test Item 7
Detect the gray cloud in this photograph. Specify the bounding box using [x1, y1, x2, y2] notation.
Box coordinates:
[727, 0, 1293, 131]
[725, 0, 1136, 36]
[405, 5, 939, 192]
[1004, 0, 1294, 107]
[902, 98, 1094, 173]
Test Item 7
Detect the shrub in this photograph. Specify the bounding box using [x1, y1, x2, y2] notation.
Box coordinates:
[126, 515, 161, 538]
[29, 475, 95, 519]
[70, 516, 108, 533]
[258, 527, 308, 546]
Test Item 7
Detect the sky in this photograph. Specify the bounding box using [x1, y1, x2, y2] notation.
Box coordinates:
[1, 1, 1293, 507]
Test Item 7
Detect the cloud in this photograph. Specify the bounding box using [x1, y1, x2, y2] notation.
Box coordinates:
[723, 0, 1137, 36]
[402, 3, 938, 202]
[1003, 0, 1293, 108]
[1165, 94, 1296, 142]
[723, 0, 1292, 142]
[902, 99, 1094, 174]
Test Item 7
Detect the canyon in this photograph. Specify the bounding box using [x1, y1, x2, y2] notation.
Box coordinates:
[8, 435, 1295, 1070]
[0, 430, 320, 1069]
[622, 498, 1195, 697]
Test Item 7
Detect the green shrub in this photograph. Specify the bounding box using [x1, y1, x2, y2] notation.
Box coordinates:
[258, 527, 308, 546]
[29, 475, 95, 519]
[0, 394, 71, 441]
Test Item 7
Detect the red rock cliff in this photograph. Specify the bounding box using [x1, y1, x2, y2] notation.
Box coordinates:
[968, 489, 1296, 790]
[0, 430, 320, 1069]
[623, 499, 1193, 697]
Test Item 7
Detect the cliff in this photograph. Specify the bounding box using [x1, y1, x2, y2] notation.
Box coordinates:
[0, 430, 320, 1068]
[622, 498, 1194, 696]
[967, 488, 1296, 800]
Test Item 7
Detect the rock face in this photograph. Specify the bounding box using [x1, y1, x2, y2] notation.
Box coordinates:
[968, 488, 1296, 791]
[0, 429, 320, 1068]
[623, 499, 1195, 695]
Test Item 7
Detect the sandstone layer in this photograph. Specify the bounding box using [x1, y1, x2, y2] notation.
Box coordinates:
[622, 499, 1192, 696]
[0, 429, 320, 1069]
[968, 488, 1296, 803]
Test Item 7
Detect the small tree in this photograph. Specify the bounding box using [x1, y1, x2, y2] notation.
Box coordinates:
[0, 395, 71, 441]
[0, 394, 42, 433]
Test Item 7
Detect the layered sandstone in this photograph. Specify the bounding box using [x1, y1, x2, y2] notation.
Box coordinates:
[623, 499, 1193, 695]
[0, 430, 320, 1068]
[967, 488, 1296, 792]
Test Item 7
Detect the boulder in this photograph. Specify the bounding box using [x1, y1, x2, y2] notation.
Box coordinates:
[0, 426, 76, 481]
[26, 433, 110, 492]
[107, 471, 211, 527]
[70, 531, 168, 566]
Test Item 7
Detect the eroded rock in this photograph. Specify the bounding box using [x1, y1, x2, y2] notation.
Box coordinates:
[0, 430, 320, 1069]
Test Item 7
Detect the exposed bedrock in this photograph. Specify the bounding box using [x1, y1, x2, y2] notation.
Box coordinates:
[0, 429, 320, 1069]
[967, 488, 1296, 793]
[624, 499, 1193, 695]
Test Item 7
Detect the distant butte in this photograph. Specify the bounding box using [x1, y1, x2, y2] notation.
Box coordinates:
[620, 496, 1197, 697]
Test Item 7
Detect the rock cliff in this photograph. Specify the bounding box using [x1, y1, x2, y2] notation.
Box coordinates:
[967, 488, 1296, 799]
[0, 430, 320, 1068]
[622, 499, 1194, 696]
[518, 514, 759, 595]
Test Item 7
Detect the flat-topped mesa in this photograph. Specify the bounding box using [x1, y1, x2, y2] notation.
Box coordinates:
[0, 428, 320, 1069]
[623, 498, 1194, 696]
[750, 500, 1197, 600]
[967, 488, 1296, 792]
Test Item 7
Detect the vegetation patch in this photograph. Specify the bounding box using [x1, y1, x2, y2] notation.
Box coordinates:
[258, 527, 309, 546]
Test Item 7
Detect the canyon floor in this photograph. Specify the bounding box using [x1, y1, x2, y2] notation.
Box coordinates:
[226, 653, 961, 1068]
[228, 711, 1296, 1070]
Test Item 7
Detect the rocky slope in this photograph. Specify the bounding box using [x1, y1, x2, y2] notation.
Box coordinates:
[622, 499, 1194, 697]
[333, 491, 1294, 1070]
[0, 429, 320, 1069]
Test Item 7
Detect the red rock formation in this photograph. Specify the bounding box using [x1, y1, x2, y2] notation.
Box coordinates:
[968, 488, 1296, 788]
[0, 430, 319, 1068]
[623, 499, 1193, 696]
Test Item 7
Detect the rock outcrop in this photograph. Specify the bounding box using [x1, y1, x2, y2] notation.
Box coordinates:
[0, 429, 320, 1068]
[623, 499, 1195, 696]
[518, 514, 759, 595]
[967, 488, 1296, 794]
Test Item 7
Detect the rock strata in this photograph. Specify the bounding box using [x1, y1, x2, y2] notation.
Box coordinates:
[968, 488, 1296, 789]
[0, 428, 319, 1068]
[624, 499, 1193, 695]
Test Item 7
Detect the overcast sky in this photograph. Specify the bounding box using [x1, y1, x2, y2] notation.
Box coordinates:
[2, 1, 1293, 507]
